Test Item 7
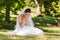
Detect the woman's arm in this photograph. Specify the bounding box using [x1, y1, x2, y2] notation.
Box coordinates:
[18, 16, 23, 27]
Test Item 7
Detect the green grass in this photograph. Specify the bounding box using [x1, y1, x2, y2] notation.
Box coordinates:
[0, 33, 45, 40]
[0, 31, 60, 40]
[0, 16, 60, 40]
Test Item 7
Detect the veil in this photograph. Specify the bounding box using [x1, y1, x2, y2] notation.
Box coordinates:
[14, 8, 34, 31]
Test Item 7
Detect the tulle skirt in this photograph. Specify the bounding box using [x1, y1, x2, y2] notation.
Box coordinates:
[6, 25, 44, 36]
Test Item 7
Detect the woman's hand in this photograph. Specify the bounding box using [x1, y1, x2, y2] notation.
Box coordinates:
[18, 16, 23, 27]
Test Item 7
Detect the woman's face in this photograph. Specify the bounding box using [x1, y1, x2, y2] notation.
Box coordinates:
[24, 12, 30, 18]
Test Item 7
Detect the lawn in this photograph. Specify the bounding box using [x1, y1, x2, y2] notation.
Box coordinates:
[0, 16, 60, 40]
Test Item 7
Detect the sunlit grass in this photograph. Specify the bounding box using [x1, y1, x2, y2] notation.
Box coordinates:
[0, 26, 60, 40]
[40, 27, 60, 33]
[0, 31, 60, 40]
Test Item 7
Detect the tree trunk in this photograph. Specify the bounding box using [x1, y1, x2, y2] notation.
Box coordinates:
[5, 6, 10, 22]
[34, 0, 42, 16]
[5, 0, 10, 23]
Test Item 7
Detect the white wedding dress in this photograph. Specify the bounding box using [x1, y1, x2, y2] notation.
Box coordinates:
[6, 8, 44, 36]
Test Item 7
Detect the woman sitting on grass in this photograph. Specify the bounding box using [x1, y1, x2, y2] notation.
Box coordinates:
[6, 8, 44, 36]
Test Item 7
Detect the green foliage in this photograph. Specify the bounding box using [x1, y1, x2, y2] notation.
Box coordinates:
[42, 0, 60, 17]
[0, 0, 25, 9]
[0, 0, 26, 22]
[25, 0, 35, 8]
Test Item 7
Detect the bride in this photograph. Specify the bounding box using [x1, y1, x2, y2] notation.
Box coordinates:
[6, 8, 44, 36]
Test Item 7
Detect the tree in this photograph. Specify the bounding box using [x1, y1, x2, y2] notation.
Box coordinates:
[34, 0, 42, 16]
[5, 0, 11, 22]
[0, 0, 25, 23]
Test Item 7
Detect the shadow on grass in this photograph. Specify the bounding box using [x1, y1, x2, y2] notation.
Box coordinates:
[0, 21, 16, 30]
[0, 17, 16, 30]
[32, 17, 58, 27]
[46, 33, 60, 36]
[42, 29, 60, 33]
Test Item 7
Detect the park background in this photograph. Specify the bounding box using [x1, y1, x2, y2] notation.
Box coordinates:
[0, 0, 60, 40]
